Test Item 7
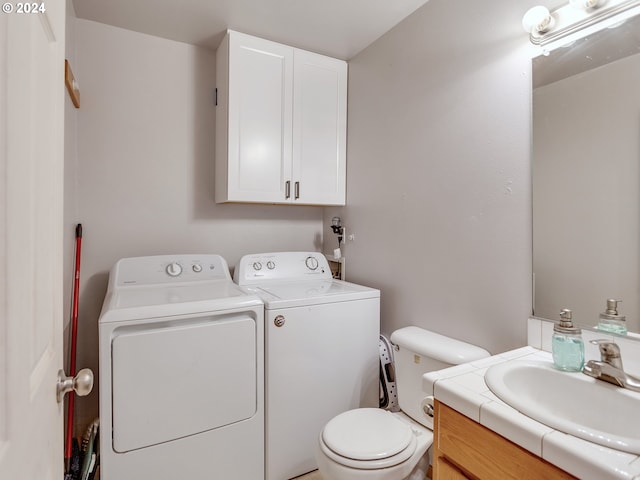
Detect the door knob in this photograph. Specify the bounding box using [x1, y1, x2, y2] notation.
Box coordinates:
[57, 368, 94, 403]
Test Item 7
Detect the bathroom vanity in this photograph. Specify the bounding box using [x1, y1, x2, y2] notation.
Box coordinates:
[425, 343, 640, 480]
[433, 401, 573, 479]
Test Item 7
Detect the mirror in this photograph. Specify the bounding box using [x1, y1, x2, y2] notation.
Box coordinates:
[532, 13, 640, 334]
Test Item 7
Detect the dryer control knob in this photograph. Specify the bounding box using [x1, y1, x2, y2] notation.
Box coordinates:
[266, 261, 276, 270]
[305, 256, 319, 270]
[166, 262, 183, 277]
[252, 262, 262, 271]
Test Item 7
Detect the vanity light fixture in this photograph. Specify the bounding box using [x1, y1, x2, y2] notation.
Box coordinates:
[522, 6, 555, 34]
[569, 0, 603, 9]
[523, 0, 640, 51]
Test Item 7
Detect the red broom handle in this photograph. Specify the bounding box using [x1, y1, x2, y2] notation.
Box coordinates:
[65, 224, 82, 469]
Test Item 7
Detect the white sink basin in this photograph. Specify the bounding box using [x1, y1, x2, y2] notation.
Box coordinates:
[485, 360, 640, 454]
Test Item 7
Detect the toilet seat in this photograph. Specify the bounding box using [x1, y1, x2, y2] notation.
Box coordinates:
[320, 408, 417, 470]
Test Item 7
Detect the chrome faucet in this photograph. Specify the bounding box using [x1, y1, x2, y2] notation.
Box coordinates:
[582, 340, 640, 392]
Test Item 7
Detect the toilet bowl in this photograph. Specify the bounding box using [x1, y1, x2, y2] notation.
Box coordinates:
[316, 409, 432, 480]
[315, 327, 490, 480]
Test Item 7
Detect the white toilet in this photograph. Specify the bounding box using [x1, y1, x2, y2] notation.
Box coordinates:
[315, 326, 490, 480]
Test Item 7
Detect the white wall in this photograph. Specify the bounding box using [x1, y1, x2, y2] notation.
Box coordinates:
[71, 19, 323, 429]
[533, 52, 640, 331]
[69, 0, 537, 430]
[324, 0, 533, 353]
[63, 0, 78, 375]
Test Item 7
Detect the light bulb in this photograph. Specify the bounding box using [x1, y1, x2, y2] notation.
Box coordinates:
[522, 6, 555, 33]
[569, 0, 602, 9]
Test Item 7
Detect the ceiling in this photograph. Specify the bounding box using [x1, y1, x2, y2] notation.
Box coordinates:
[71, 0, 431, 60]
[73, 0, 628, 81]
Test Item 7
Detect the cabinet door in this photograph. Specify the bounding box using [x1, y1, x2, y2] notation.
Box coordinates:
[435, 457, 471, 480]
[292, 50, 347, 205]
[225, 32, 293, 203]
[434, 401, 576, 480]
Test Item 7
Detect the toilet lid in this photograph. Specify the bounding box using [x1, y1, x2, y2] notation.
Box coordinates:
[322, 408, 414, 461]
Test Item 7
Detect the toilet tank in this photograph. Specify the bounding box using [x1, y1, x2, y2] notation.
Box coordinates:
[389, 326, 490, 429]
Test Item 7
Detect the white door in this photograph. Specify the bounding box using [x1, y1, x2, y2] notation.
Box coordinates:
[0, 2, 66, 479]
[292, 49, 347, 206]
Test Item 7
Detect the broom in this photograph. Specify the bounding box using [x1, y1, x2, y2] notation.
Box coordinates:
[64, 224, 83, 477]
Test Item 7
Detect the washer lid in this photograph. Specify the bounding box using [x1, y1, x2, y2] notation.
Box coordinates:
[322, 408, 413, 461]
[252, 279, 379, 309]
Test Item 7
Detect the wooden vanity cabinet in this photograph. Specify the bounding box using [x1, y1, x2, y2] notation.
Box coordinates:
[433, 401, 576, 480]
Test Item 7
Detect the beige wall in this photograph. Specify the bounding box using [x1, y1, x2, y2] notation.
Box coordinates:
[64, 0, 77, 313]
[70, 19, 323, 430]
[67, 0, 537, 431]
[63, 0, 78, 381]
[324, 0, 533, 353]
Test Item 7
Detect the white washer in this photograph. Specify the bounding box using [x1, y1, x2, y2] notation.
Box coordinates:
[234, 251, 380, 480]
[99, 254, 264, 480]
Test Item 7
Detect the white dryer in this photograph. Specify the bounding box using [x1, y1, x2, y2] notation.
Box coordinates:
[99, 254, 264, 480]
[234, 251, 380, 480]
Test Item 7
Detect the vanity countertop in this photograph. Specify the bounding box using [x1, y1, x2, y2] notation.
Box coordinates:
[423, 346, 640, 480]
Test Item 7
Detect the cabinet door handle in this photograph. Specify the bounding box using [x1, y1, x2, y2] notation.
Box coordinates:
[285, 180, 291, 199]
[294, 181, 300, 199]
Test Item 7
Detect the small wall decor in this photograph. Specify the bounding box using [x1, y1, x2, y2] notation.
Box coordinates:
[65, 59, 80, 108]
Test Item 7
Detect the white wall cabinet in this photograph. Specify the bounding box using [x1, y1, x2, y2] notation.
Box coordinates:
[216, 30, 347, 205]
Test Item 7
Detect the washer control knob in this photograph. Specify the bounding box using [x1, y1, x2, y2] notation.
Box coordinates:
[274, 315, 285, 327]
[266, 261, 276, 270]
[305, 256, 319, 270]
[192, 264, 203, 273]
[166, 262, 182, 277]
[252, 262, 262, 271]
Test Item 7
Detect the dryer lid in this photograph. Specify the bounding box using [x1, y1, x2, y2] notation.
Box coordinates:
[113, 281, 245, 309]
[99, 280, 262, 323]
[322, 408, 413, 461]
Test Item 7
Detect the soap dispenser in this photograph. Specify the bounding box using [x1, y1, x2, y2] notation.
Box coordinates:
[552, 309, 584, 372]
[597, 299, 627, 335]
